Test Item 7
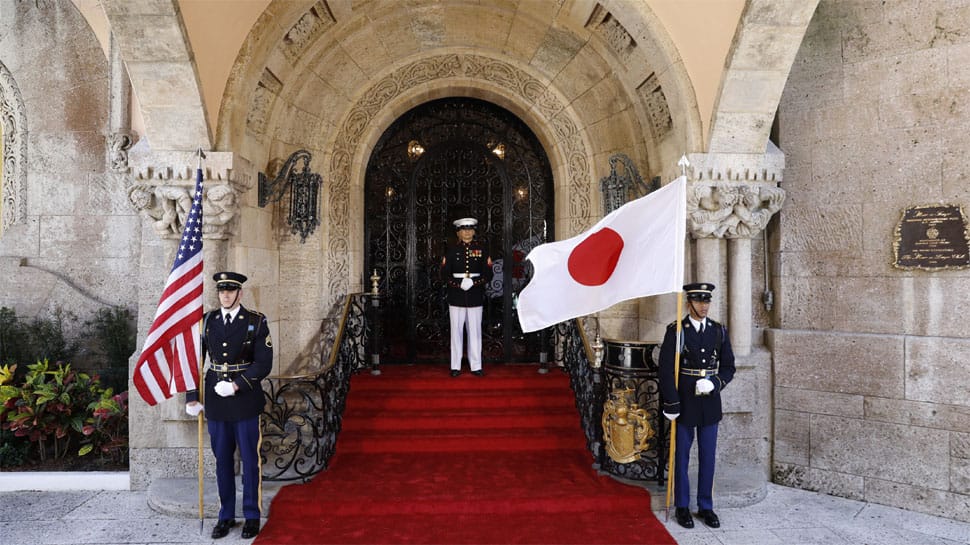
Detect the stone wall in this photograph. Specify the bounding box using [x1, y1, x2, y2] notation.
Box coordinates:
[773, 0, 970, 521]
[0, 1, 139, 339]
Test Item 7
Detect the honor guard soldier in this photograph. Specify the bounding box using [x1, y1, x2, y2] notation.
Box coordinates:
[659, 282, 736, 529]
[440, 217, 493, 376]
[185, 271, 273, 539]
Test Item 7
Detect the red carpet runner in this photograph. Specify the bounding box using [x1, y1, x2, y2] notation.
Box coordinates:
[255, 365, 676, 545]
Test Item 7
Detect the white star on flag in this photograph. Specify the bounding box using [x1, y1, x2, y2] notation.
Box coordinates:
[516, 176, 686, 333]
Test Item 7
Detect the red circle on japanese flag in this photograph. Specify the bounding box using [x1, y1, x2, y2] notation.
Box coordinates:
[567, 228, 624, 286]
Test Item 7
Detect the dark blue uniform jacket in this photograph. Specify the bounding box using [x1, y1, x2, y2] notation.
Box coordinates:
[185, 306, 272, 421]
[659, 316, 736, 427]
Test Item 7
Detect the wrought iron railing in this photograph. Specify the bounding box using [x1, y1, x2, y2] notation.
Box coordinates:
[553, 320, 668, 484]
[259, 293, 376, 481]
[553, 320, 605, 463]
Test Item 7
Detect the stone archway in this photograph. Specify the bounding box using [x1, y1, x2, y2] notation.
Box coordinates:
[0, 60, 27, 234]
[363, 96, 555, 364]
[707, 0, 821, 153]
[324, 53, 597, 309]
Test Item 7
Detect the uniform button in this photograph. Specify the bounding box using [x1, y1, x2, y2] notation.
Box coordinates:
[700, 348, 706, 352]
[222, 352, 228, 357]
[222, 342, 228, 347]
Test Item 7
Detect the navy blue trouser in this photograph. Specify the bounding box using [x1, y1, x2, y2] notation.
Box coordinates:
[208, 416, 261, 521]
[674, 422, 718, 510]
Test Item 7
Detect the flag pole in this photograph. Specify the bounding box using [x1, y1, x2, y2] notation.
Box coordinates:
[665, 291, 684, 521]
[666, 155, 689, 522]
[196, 148, 206, 535]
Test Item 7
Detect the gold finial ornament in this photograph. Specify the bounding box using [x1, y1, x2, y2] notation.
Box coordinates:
[370, 269, 381, 295]
[602, 387, 654, 463]
[591, 333, 604, 369]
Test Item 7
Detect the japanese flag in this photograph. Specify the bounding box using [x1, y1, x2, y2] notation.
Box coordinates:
[517, 176, 686, 333]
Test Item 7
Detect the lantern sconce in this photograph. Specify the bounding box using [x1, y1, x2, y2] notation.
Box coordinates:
[258, 149, 322, 243]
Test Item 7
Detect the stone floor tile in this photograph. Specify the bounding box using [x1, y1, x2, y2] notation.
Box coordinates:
[713, 528, 787, 545]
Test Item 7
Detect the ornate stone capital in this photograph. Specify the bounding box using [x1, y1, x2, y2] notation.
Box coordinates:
[126, 150, 254, 241]
[685, 148, 786, 239]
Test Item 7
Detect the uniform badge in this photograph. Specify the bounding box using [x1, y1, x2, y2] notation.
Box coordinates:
[602, 387, 654, 463]
[266, 334, 273, 348]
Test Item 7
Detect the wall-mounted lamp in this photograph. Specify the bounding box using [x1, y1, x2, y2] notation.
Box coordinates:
[258, 149, 322, 243]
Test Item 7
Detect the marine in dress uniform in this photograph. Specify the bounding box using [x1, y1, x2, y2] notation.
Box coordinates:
[440, 217, 493, 376]
[185, 272, 272, 539]
[659, 282, 736, 529]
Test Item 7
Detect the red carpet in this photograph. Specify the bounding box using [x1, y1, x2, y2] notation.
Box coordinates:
[255, 365, 676, 545]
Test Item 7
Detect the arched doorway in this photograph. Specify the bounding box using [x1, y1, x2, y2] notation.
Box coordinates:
[364, 97, 554, 364]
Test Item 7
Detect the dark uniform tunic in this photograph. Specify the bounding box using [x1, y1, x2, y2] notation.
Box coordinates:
[186, 306, 272, 522]
[440, 239, 493, 306]
[659, 316, 735, 511]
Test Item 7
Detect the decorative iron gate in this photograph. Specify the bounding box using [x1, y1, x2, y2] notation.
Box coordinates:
[364, 98, 554, 363]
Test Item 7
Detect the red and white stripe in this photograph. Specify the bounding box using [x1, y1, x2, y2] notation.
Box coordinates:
[133, 256, 203, 405]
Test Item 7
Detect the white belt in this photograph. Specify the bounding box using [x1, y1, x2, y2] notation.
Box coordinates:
[452, 273, 481, 278]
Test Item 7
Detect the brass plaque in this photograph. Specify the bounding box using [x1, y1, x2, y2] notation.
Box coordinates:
[893, 204, 970, 270]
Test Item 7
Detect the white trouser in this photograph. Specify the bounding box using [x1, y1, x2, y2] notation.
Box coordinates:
[449, 305, 483, 371]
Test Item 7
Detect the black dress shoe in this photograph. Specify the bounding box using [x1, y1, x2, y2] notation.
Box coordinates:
[674, 507, 694, 529]
[698, 509, 720, 528]
[471, 370, 484, 376]
[241, 519, 261, 538]
[450, 369, 460, 377]
[211, 519, 236, 539]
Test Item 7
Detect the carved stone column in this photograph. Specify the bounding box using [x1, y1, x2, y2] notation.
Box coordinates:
[125, 149, 254, 489]
[685, 149, 786, 356]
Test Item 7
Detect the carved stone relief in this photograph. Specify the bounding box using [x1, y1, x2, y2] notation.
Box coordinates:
[0, 60, 27, 234]
[587, 4, 636, 62]
[637, 74, 672, 141]
[326, 53, 593, 299]
[687, 182, 785, 239]
[107, 131, 134, 172]
[247, 68, 284, 136]
[127, 153, 252, 241]
[281, 1, 336, 64]
[685, 151, 786, 239]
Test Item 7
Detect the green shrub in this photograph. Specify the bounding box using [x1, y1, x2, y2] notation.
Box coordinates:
[78, 389, 128, 463]
[0, 307, 80, 369]
[0, 428, 28, 468]
[1, 360, 99, 461]
[0, 308, 30, 367]
[27, 308, 80, 364]
[85, 307, 135, 393]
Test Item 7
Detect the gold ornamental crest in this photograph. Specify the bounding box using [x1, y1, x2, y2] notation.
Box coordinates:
[602, 387, 654, 463]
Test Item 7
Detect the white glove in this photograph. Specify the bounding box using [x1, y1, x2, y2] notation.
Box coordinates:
[663, 412, 679, 421]
[460, 277, 473, 291]
[214, 380, 236, 397]
[185, 402, 204, 416]
[696, 378, 715, 395]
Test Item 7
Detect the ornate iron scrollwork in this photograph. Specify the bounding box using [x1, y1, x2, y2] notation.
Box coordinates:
[260, 293, 373, 481]
[258, 149, 322, 243]
[554, 320, 668, 483]
[599, 153, 660, 215]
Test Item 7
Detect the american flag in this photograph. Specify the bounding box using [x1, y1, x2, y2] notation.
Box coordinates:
[133, 168, 204, 406]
